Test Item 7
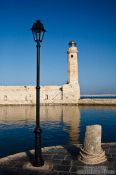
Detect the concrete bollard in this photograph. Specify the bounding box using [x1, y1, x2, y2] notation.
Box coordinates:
[78, 125, 107, 164]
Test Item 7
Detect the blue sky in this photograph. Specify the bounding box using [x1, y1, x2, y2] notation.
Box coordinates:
[0, 0, 116, 94]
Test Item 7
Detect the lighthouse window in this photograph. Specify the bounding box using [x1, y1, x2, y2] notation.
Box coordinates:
[71, 54, 73, 58]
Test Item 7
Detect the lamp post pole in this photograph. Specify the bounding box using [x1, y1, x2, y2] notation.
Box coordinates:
[31, 20, 46, 167]
[34, 40, 44, 166]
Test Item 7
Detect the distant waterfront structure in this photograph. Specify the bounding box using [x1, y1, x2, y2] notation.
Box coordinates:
[0, 41, 80, 105]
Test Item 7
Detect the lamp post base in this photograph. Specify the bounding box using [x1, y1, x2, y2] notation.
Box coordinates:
[34, 128, 44, 167]
[33, 159, 44, 167]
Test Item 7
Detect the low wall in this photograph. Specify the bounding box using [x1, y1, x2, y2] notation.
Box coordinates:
[0, 86, 35, 105]
[0, 86, 116, 105]
[0, 84, 80, 105]
[79, 99, 116, 105]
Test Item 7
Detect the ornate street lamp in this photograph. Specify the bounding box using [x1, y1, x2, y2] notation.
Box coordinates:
[31, 20, 46, 167]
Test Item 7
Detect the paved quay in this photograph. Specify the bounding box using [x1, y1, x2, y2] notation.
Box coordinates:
[0, 143, 116, 175]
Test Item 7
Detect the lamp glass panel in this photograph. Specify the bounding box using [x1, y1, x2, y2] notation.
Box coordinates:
[39, 31, 44, 42]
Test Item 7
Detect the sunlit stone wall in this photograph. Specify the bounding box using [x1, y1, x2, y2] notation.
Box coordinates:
[0, 84, 80, 105]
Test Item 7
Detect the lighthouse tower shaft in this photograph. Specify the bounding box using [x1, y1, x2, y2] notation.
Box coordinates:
[68, 41, 78, 84]
[62, 41, 80, 103]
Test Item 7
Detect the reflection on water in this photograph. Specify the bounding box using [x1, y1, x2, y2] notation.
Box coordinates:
[0, 105, 116, 158]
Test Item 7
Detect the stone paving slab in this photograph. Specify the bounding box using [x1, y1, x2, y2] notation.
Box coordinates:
[0, 143, 116, 175]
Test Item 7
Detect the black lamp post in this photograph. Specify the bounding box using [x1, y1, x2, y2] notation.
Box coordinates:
[31, 20, 46, 167]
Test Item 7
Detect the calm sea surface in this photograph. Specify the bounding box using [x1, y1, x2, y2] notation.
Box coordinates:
[80, 95, 116, 99]
[0, 105, 116, 158]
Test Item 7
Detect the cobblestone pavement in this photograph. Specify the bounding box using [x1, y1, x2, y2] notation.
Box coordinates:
[0, 143, 116, 175]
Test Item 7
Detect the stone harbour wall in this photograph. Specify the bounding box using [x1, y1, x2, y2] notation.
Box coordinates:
[0, 84, 80, 105]
[0, 86, 35, 105]
[79, 98, 116, 105]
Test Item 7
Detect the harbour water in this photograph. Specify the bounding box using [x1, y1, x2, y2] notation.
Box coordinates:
[0, 105, 116, 158]
[81, 95, 116, 99]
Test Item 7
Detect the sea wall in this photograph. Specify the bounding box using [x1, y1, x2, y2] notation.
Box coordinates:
[79, 99, 116, 105]
[0, 84, 80, 105]
[1, 86, 115, 105]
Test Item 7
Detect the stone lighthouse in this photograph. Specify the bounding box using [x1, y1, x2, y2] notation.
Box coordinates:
[62, 41, 80, 103]
[68, 41, 78, 84]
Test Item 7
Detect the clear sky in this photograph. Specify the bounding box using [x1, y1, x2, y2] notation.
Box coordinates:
[0, 0, 116, 94]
